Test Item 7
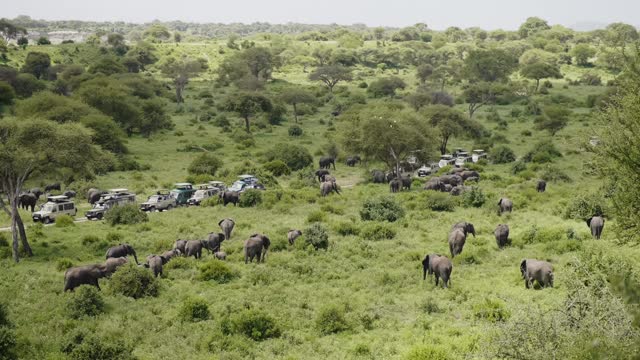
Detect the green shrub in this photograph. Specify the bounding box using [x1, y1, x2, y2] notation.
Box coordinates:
[511, 160, 527, 174]
[473, 298, 510, 322]
[424, 192, 456, 212]
[0, 234, 7, 247]
[200, 197, 219, 207]
[420, 297, 442, 314]
[60, 328, 134, 360]
[462, 187, 486, 208]
[405, 344, 452, 360]
[564, 193, 607, 220]
[56, 258, 74, 271]
[66, 285, 105, 319]
[222, 309, 281, 341]
[239, 189, 263, 207]
[320, 203, 344, 215]
[0, 303, 11, 327]
[55, 215, 75, 227]
[188, 153, 223, 176]
[360, 196, 405, 222]
[288, 125, 303, 137]
[81, 235, 99, 246]
[521, 225, 566, 244]
[164, 257, 191, 270]
[360, 223, 396, 240]
[540, 165, 572, 183]
[104, 204, 148, 226]
[307, 210, 326, 223]
[198, 260, 238, 283]
[0, 327, 17, 360]
[264, 143, 313, 170]
[334, 222, 360, 236]
[178, 297, 210, 322]
[263, 160, 290, 176]
[304, 223, 329, 250]
[490, 145, 516, 164]
[523, 140, 562, 164]
[316, 304, 350, 335]
[105, 232, 122, 243]
[107, 264, 159, 299]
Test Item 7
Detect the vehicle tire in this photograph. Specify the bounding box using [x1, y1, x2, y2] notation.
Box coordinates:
[97, 213, 103, 220]
[43, 217, 52, 224]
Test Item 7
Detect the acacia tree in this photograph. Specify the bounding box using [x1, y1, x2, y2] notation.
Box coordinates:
[422, 105, 479, 155]
[309, 65, 352, 93]
[520, 62, 562, 91]
[462, 82, 508, 118]
[463, 49, 518, 83]
[160, 57, 206, 103]
[0, 119, 103, 262]
[534, 105, 571, 135]
[0, 19, 27, 42]
[280, 88, 315, 123]
[224, 92, 272, 133]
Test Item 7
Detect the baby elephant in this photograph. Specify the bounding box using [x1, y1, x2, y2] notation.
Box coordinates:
[214, 251, 227, 260]
[185, 240, 205, 259]
[174, 239, 188, 255]
[422, 254, 453, 288]
[144, 255, 168, 277]
[287, 229, 302, 245]
[494, 224, 510, 249]
[161, 249, 181, 261]
[587, 216, 605, 239]
[498, 198, 513, 215]
[104, 257, 128, 276]
[520, 259, 554, 289]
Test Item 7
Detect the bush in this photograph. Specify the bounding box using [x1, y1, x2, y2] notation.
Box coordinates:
[316, 304, 350, 335]
[60, 328, 134, 360]
[564, 193, 607, 220]
[198, 260, 238, 283]
[104, 204, 148, 226]
[66, 285, 105, 319]
[264, 143, 313, 170]
[263, 160, 290, 176]
[523, 140, 562, 164]
[540, 165, 572, 183]
[360, 196, 405, 222]
[288, 125, 303, 137]
[304, 222, 329, 250]
[580, 73, 602, 86]
[239, 189, 263, 207]
[511, 160, 527, 174]
[334, 222, 360, 236]
[55, 215, 75, 227]
[360, 223, 396, 240]
[490, 145, 516, 164]
[81, 235, 100, 246]
[178, 297, 210, 322]
[473, 298, 510, 322]
[424, 192, 456, 212]
[0, 327, 17, 360]
[56, 258, 74, 271]
[200, 197, 219, 208]
[405, 345, 452, 360]
[188, 153, 222, 176]
[307, 210, 326, 223]
[462, 187, 486, 208]
[108, 264, 159, 299]
[222, 309, 281, 341]
[0, 303, 11, 328]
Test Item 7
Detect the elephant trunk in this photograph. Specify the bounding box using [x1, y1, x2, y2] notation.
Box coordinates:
[423, 265, 427, 280]
[131, 250, 139, 265]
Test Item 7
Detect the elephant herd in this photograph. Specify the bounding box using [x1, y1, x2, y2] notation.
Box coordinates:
[422, 168, 480, 195]
[17, 185, 76, 212]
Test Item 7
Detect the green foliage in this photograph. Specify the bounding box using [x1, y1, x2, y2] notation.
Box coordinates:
[198, 260, 238, 283]
[107, 264, 159, 299]
[222, 309, 281, 341]
[264, 143, 313, 170]
[473, 298, 510, 322]
[21, 51, 50, 79]
[564, 193, 607, 220]
[263, 160, 290, 176]
[423, 191, 457, 212]
[463, 48, 518, 82]
[188, 153, 222, 176]
[360, 196, 405, 222]
[56, 258, 74, 271]
[0, 327, 17, 360]
[304, 222, 329, 250]
[367, 76, 406, 97]
[462, 187, 486, 208]
[104, 204, 148, 226]
[178, 297, 210, 322]
[523, 140, 562, 163]
[405, 345, 452, 360]
[66, 285, 105, 319]
[55, 215, 75, 227]
[0, 81, 15, 106]
[490, 145, 516, 164]
[60, 328, 135, 360]
[0, 303, 11, 327]
[315, 304, 350, 335]
[334, 221, 360, 236]
[239, 189, 263, 207]
[539, 165, 572, 183]
[288, 124, 303, 137]
[534, 105, 570, 135]
[360, 223, 396, 240]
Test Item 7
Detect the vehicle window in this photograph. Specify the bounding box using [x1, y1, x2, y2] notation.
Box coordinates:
[64, 203, 74, 210]
[58, 205, 64, 211]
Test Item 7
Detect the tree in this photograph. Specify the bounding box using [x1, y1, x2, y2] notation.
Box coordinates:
[188, 153, 222, 176]
[160, 57, 206, 103]
[518, 17, 550, 38]
[224, 92, 272, 133]
[520, 62, 562, 91]
[240, 47, 273, 80]
[416, 64, 433, 83]
[605, 22, 639, 47]
[571, 44, 596, 67]
[125, 42, 158, 71]
[88, 56, 127, 75]
[21, 52, 50, 79]
[462, 82, 508, 118]
[0, 81, 15, 106]
[422, 105, 478, 154]
[36, 37, 51, 45]
[0, 19, 27, 42]
[534, 105, 570, 135]
[337, 32, 364, 49]
[463, 49, 518, 82]
[279, 88, 315, 123]
[12, 73, 45, 98]
[16, 36, 28, 47]
[311, 46, 333, 66]
[367, 76, 406, 97]
[144, 24, 171, 42]
[309, 65, 352, 93]
[0, 118, 104, 262]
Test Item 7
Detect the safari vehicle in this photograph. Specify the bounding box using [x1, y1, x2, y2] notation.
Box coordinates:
[229, 175, 266, 193]
[187, 185, 219, 206]
[417, 163, 439, 177]
[170, 183, 197, 205]
[438, 155, 456, 168]
[140, 190, 176, 212]
[32, 195, 77, 224]
[208, 181, 227, 192]
[472, 149, 487, 163]
[454, 152, 472, 167]
[85, 188, 136, 220]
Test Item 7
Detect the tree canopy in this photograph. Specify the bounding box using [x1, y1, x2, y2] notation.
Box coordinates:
[309, 65, 353, 92]
[422, 104, 480, 154]
[463, 49, 518, 83]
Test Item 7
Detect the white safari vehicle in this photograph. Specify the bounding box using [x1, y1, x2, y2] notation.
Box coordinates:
[32, 195, 77, 224]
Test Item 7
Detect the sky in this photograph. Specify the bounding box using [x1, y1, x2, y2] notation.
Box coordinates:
[4, 0, 639, 30]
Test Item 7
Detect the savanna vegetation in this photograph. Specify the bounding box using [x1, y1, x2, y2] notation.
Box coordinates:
[0, 15, 639, 359]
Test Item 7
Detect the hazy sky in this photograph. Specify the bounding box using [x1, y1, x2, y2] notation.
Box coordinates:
[4, 0, 639, 29]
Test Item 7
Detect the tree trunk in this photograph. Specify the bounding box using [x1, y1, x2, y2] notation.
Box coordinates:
[16, 214, 30, 256]
[244, 116, 251, 133]
[293, 103, 298, 123]
[535, 79, 540, 92]
[10, 200, 20, 262]
[176, 85, 184, 103]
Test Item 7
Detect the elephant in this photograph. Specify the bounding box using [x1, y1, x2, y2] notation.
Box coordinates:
[214, 251, 227, 260]
[323, 174, 337, 183]
[219, 218, 235, 240]
[587, 216, 605, 239]
[389, 179, 401, 193]
[287, 229, 302, 245]
[443, 184, 453, 192]
[537, 180, 547, 193]
[452, 222, 476, 237]
[87, 188, 105, 204]
[400, 176, 411, 190]
[449, 167, 466, 174]
[371, 170, 385, 184]
[219, 191, 239, 206]
[203, 233, 225, 253]
[319, 156, 336, 170]
[320, 181, 340, 196]
[385, 172, 397, 183]
[498, 198, 513, 214]
[144, 255, 167, 277]
[30, 188, 43, 200]
[161, 249, 181, 261]
[185, 240, 205, 259]
[104, 257, 128, 276]
[448, 229, 467, 258]
[494, 224, 510, 249]
[460, 171, 480, 181]
[465, 176, 479, 183]
[244, 234, 271, 263]
[64, 264, 108, 291]
[450, 186, 464, 196]
[315, 169, 330, 182]
[422, 254, 452, 288]
[520, 259, 554, 289]
[174, 239, 188, 255]
[63, 190, 76, 198]
[346, 156, 361, 167]
[19, 193, 37, 212]
[44, 183, 61, 192]
[439, 175, 463, 186]
[424, 179, 445, 192]
[106, 244, 139, 264]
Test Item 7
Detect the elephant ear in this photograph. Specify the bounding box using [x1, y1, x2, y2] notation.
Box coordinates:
[218, 219, 224, 226]
[586, 217, 592, 227]
[498, 198, 503, 206]
[160, 256, 168, 264]
[520, 260, 527, 275]
[422, 255, 429, 267]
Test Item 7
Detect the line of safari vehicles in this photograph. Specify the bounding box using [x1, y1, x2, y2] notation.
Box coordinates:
[415, 149, 487, 177]
[31, 175, 265, 224]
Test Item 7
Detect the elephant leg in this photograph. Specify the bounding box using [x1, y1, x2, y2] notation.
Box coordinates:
[525, 278, 530, 289]
[442, 274, 449, 288]
[435, 274, 440, 287]
[94, 279, 101, 291]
